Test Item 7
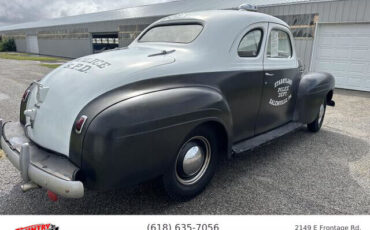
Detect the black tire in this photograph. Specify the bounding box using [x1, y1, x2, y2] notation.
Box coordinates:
[162, 125, 219, 201]
[307, 100, 326, 132]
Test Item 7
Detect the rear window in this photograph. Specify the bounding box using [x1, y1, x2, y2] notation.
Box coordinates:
[139, 24, 203, 44]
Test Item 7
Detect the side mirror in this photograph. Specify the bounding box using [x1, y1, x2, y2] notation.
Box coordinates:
[298, 59, 305, 73]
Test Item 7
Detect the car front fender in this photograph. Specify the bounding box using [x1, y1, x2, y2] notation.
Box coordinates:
[295, 72, 335, 124]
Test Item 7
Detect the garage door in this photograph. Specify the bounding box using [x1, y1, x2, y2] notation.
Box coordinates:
[26, 35, 39, 54]
[312, 23, 370, 92]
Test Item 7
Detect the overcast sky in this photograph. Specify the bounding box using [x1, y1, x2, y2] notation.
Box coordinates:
[0, 0, 305, 27]
[0, 0, 175, 27]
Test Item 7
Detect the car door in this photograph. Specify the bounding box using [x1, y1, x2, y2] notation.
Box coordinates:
[228, 22, 268, 141]
[255, 23, 300, 135]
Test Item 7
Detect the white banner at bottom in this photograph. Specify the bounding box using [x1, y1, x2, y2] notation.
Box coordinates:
[1, 216, 369, 230]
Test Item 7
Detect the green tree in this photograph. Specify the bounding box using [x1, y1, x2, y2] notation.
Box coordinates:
[0, 38, 16, 51]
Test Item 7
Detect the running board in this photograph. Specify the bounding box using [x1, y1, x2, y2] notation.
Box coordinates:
[232, 122, 303, 154]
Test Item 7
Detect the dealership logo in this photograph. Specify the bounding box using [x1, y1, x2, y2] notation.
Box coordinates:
[16, 224, 59, 230]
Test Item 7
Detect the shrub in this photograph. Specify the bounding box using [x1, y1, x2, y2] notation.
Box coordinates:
[0, 38, 16, 51]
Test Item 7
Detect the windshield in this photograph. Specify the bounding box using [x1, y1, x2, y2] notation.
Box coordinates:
[139, 24, 203, 44]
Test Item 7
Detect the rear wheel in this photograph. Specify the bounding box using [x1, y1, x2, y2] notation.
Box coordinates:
[162, 125, 219, 201]
[307, 100, 326, 132]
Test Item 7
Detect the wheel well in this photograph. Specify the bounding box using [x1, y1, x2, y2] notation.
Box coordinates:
[199, 121, 229, 159]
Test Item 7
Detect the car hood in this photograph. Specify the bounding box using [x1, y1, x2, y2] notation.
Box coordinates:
[25, 46, 175, 156]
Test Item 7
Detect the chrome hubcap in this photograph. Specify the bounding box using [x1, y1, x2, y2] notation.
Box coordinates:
[318, 104, 325, 124]
[183, 146, 205, 176]
[176, 136, 211, 185]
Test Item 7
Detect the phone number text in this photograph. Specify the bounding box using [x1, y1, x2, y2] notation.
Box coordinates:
[147, 224, 220, 230]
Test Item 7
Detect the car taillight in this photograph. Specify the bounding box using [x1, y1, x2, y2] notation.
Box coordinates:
[75, 115, 87, 134]
[22, 89, 31, 102]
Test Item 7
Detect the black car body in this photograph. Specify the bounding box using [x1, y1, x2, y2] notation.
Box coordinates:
[0, 9, 335, 200]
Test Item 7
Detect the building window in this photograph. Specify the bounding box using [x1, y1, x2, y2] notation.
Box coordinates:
[275, 14, 318, 39]
[92, 33, 119, 53]
[38, 28, 89, 39]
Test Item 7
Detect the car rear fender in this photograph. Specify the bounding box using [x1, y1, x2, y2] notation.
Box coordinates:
[81, 86, 233, 189]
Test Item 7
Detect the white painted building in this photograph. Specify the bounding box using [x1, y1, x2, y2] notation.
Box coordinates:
[259, 0, 370, 92]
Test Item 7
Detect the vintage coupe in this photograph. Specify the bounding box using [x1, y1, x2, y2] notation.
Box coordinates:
[0, 8, 335, 200]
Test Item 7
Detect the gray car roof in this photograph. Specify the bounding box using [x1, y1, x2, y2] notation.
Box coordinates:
[0, 0, 298, 32]
[134, 10, 289, 52]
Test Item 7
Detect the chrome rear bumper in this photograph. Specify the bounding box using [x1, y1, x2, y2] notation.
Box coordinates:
[0, 119, 84, 198]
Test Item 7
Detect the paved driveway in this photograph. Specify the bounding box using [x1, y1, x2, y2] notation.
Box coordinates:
[0, 58, 369, 214]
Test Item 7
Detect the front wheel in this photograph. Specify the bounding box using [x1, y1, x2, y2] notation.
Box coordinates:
[162, 125, 219, 201]
[307, 100, 326, 132]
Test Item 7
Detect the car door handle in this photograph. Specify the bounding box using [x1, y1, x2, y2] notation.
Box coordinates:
[265, 72, 275, 77]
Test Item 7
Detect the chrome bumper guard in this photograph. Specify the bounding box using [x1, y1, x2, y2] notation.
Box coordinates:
[0, 119, 84, 198]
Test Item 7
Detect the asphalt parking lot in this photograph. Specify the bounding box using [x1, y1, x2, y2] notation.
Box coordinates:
[0, 58, 369, 214]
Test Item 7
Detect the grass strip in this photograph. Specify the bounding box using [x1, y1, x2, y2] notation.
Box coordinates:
[0, 52, 66, 62]
[40, 63, 61, 69]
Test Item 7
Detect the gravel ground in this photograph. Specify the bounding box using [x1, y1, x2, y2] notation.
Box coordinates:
[0, 58, 369, 214]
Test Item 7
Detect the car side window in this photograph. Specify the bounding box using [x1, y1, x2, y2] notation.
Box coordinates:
[238, 29, 263, 58]
[266, 29, 292, 58]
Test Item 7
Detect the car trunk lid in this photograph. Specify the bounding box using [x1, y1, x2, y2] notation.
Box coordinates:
[25, 46, 175, 156]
